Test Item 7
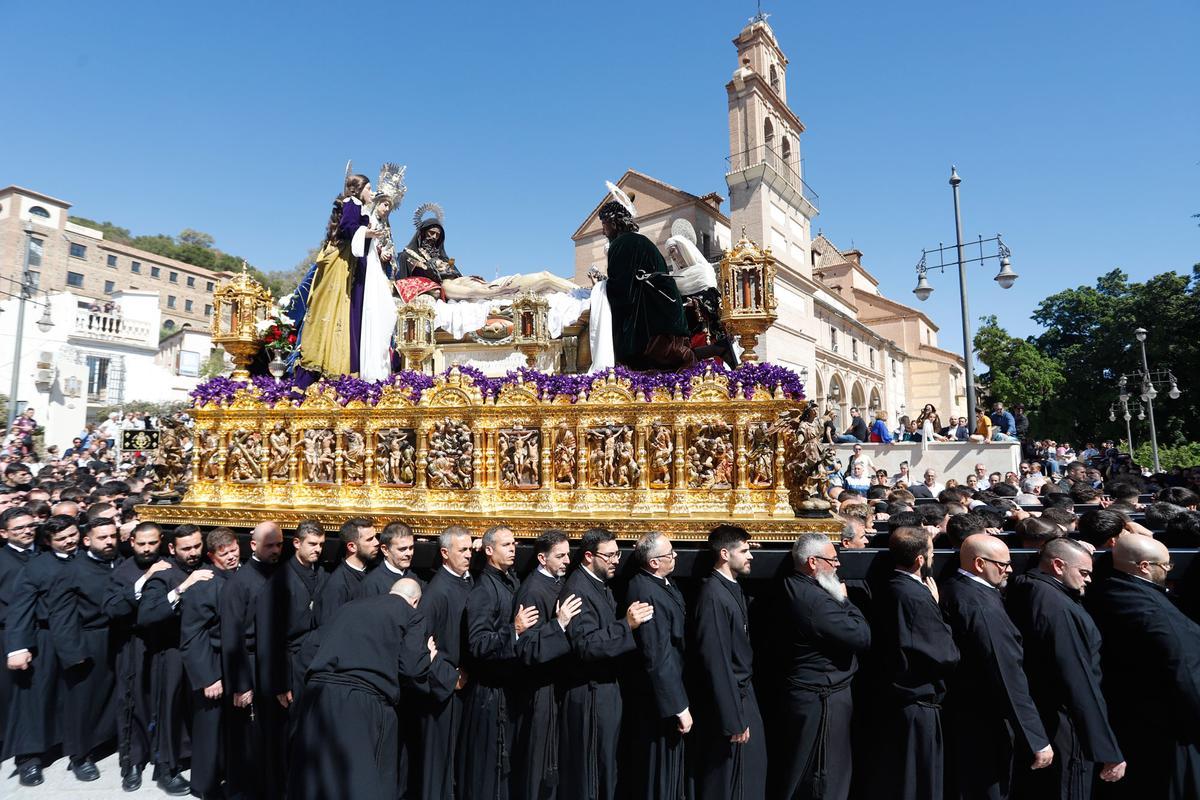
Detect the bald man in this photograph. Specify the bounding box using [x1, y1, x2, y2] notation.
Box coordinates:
[1086, 535, 1200, 799]
[941, 535, 1051, 799]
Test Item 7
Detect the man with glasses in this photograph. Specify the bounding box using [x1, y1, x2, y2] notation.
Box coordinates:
[1006, 537, 1126, 797]
[624, 532, 690, 798]
[779, 533, 871, 800]
[0, 506, 38, 760]
[942, 534, 1052, 799]
[559, 528, 653, 800]
[1086, 534, 1200, 799]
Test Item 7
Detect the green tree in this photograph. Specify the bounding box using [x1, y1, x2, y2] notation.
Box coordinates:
[974, 315, 1065, 411]
[178, 229, 215, 248]
[199, 348, 228, 378]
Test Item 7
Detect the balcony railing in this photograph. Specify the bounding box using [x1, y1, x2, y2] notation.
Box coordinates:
[727, 144, 820, 211]
[73, 311, 153, 345]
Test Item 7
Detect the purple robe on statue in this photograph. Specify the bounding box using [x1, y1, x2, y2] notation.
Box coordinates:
[339, 200, 370, 376]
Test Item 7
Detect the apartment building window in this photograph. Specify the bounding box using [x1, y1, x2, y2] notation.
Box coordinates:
[169, 271, 178, 283]
[185, 299, 194, 312]
[104, 280, 115, 294]
[29, 206, 50, 218]
[27, 271, 40, 288]
[869, 348, 876, 369]
[131, 261, 141, 274]
[66, 271, 85, 288]
[206, 281, 214, 292]
[186, 275, 195, 288]
[86, 356, 110, 402]
[167, 295, 177, 309]
[851, 339, 859, 360]
[151, 266, 161, 278]
[27, 237, 43, 268]
[69, 242, 88, 259]
[891, 359, 897, 378]
[106, 254, 118, 268]
[204, 304, 213, 317]
[829, 325, 838, 353]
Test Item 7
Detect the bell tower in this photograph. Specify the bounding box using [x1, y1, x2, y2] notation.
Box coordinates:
[725, 16, 818, 281]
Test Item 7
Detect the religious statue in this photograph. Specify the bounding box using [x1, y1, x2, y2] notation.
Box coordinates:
[426, 419, 474, 489]
[304, 429, 336, 483]
[587, 424, 638, 488]
[771, 406, 836, 517]
[499, 427, 540, 489]
[268, 423, 291, 480]
[196, 430, 221, 481]
[688, 422, 735, 489]
[648, 422, 674, 488]
[152, 416, 190, 497]
[343, 429, 366, 483]
[227, 430, 264, 483]
[552, 422, 577, 487]
[358, 163, 406, 382]
[666, 232, 738, 368]
[394, 204, 463, 302]
[746, 422, 775, 488]
[376, 429, 417, 486]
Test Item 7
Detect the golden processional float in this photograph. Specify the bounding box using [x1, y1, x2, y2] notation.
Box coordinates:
[142, 238, 841, 542]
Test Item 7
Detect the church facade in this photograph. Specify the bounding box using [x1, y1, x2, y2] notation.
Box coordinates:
[573, 16, 965, 427]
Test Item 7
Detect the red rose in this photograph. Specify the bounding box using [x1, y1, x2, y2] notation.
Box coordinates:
[288, 332, 297, 344]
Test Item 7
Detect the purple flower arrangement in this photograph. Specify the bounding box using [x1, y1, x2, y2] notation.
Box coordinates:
[189, 363, 805, 409]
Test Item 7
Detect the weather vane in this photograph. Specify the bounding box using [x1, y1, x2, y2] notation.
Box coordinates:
[751, 1, 770, 23]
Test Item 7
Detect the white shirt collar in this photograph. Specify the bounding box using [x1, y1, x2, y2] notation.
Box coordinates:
[582, 565, 606, 584]
[442, 563, 468, 580]
[345, 561, 365, 573]
[714, 568, 738, 584]
[6, 542, 30, 554]
[957, 567, 996, 590]
[54, 550, 72, 559]
[894, 569, 923, 583]
[383, 561, 407, 575]
[537, 566, 558, 580]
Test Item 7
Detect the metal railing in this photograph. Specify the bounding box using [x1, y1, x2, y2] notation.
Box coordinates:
[73, 311, 153, 344]
[727, 144, 820, 211]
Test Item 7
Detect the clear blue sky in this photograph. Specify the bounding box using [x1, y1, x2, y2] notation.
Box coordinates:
[3, 0, 1196, 341]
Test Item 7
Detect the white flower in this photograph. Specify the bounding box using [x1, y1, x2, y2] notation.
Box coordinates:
[277, 312, 293, 326]
[255, 318, 274, 334]
[277, 293, 293, 309]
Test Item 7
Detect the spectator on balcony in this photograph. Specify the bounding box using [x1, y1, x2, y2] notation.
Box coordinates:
[825, 410, 855, 444]
[869, 410, 894, 444]
[845, 462, 872, 494]
[989, 402, 1017, 437]
[969, 410, 993, 443]
[951, 417, 971, 441]
[98, 413, 121, 449]
[844, 407, 869, 443]
[1011, 404, 1030, 440]
[844, 445, 875, 479]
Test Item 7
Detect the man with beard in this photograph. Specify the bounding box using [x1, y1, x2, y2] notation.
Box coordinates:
[872, 527, 959, 800]
[458, 525, 541, 799]
[558, 528, 654, 800]
[180, 527, 242, 800]
[689, 525, 766, 800]
[779, 533, 871, 800]
[138, 523, 212, 795]
[0, 506, 38, 760]
[941, 535, 1052, 800]
[4, 514, 78, 786]
[362, 521, 423, 596]
[1006, 537, 1125, 799]
[416, 525, 474, 799]
[510, 529, 582, 800]
[313, 517, 378, 627]
[1086, 534, 1200, 798]
[102, 520, 165, 791]
[220, 521, 283, 799]
[48, 517, 120, 782]
[257, 519, 326, 796]
[625, 531, 691, 799]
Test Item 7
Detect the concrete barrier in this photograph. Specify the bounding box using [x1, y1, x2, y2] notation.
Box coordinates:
[832, 441, 1021, 483]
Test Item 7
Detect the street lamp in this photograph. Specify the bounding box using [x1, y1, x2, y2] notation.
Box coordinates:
[6, 226, 57, 430]
[1118, 327, 1182, 474]
[912, 167, 1016, 425]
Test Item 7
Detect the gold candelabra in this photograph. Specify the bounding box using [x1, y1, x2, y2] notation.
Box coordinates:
[718, 228, 778, 362]
[211, 262, 273, 379]
[396, 295, 437, 372]
[511, 290, 551, 368]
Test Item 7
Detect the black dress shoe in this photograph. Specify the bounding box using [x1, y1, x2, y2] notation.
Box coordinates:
[18, 762, 44, 786]
[122, 764, 144, 791]
[69, 758, 101, 782]
[158, 771, 192, 796]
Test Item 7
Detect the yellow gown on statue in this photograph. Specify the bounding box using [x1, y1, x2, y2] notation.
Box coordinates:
[298, 241, 354, 377]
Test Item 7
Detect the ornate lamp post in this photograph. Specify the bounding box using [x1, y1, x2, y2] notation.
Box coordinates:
[511, 290, 551, 368]
[211, 262, 273, 379]
[396, 295, 437, 372]
[719, 228, 778, 362]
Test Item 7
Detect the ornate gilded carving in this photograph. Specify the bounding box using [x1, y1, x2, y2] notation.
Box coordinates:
[342, 429, 366, 483]
[427, 418, 474, 489]
[196, 430, 221, 481]
[152, 416, 190, 496]
[648, 422, 674, 488]
[267, 423, 291, 480]
[770, 406, 836, 517]
[746, 422, 775, 488]
[376, 428, 417, 486]
[227, 430, 264, 482]
[587, 424, 639, 488]
[499, 427, 540, 489]
[687, 422, 735, 490]
[552, 423, 577, 487]
[303, 429, 337, 483]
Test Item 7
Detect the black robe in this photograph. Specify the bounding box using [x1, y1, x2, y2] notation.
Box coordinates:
[48, 552, 118, 760]
[941, 571, 1049, 800]
[3, 550, 70, 761]
[0, 542, 34, 756]
[287, 593, 434, 800]
[557, 567, 636, 800]
[219, 556, 275, 799]
[417, 566, 473, 799]
[688, 572, 766, 800]
[458, 565, 521, 800]
[778, 572, 871, 800]
[604, 230, 690, 368]
[101, 555, 159, 771]
[313, 560, 368, 627]
[180, 566, 231, 798]
[139, 558, 199, 772]
[1086, 572, 1200, 799]
[361, 562, 425, 598]
[624, 571, 688, 800]
[511, 569, 571, 800]
[1006, 570, 1123, 800]
[871, 573, 959, 800]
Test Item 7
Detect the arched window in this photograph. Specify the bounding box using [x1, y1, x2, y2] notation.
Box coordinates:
[764, 118, 774, 151]
[769, 63, 780, 92]
[781, 137, 792, 167]
[163, 319, 176, 330]
[29, 206, 50, 218]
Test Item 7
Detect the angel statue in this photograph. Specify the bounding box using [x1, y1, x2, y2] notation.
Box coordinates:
[358, 162, 407, 381]
[665, 221, 738, 368]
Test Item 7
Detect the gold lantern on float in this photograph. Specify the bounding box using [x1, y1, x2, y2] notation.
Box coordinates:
[511, 290, 550, 368]
[395, 295, 437, 372]
[211, 262, 274, 379]
[718, 228, 778, 362]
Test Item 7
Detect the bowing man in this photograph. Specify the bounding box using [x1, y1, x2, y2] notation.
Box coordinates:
[689, 525, 766, 800]
[779, 532, 871, 800]
[625, 532, 690, 800]
[558, 528, 653, 800]
[941, 534, 1052, 800]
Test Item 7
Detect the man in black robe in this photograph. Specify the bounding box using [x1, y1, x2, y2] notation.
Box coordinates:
[0, 506, 38, 760]
[138, 523, 212, 795]
[362, 520, 424, 597]
[180, 527, 242, 800]
[416, 525, 474, 800]
[511, 529, 582, 800]
[625, 532, 690, 800]
[458, 525, 539, 799]
[219, 521, 283, 800]
[3, 513, 77, 786]
[941, 534, 1053, 800]
[872, 527, 959, 800]
[779, 532, 872, 800]
[1007, 537, 1125, 799]
[287, 578, 438, 800]
[312, 517, 378, 628]
[1086, 534, 1200, 798]
[599, 200, 693, 370]
[257, 519, 326, 796]
[558, 527, 653, 800]
[689, 525, 766, 800]
[101, 520, 164, 791]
